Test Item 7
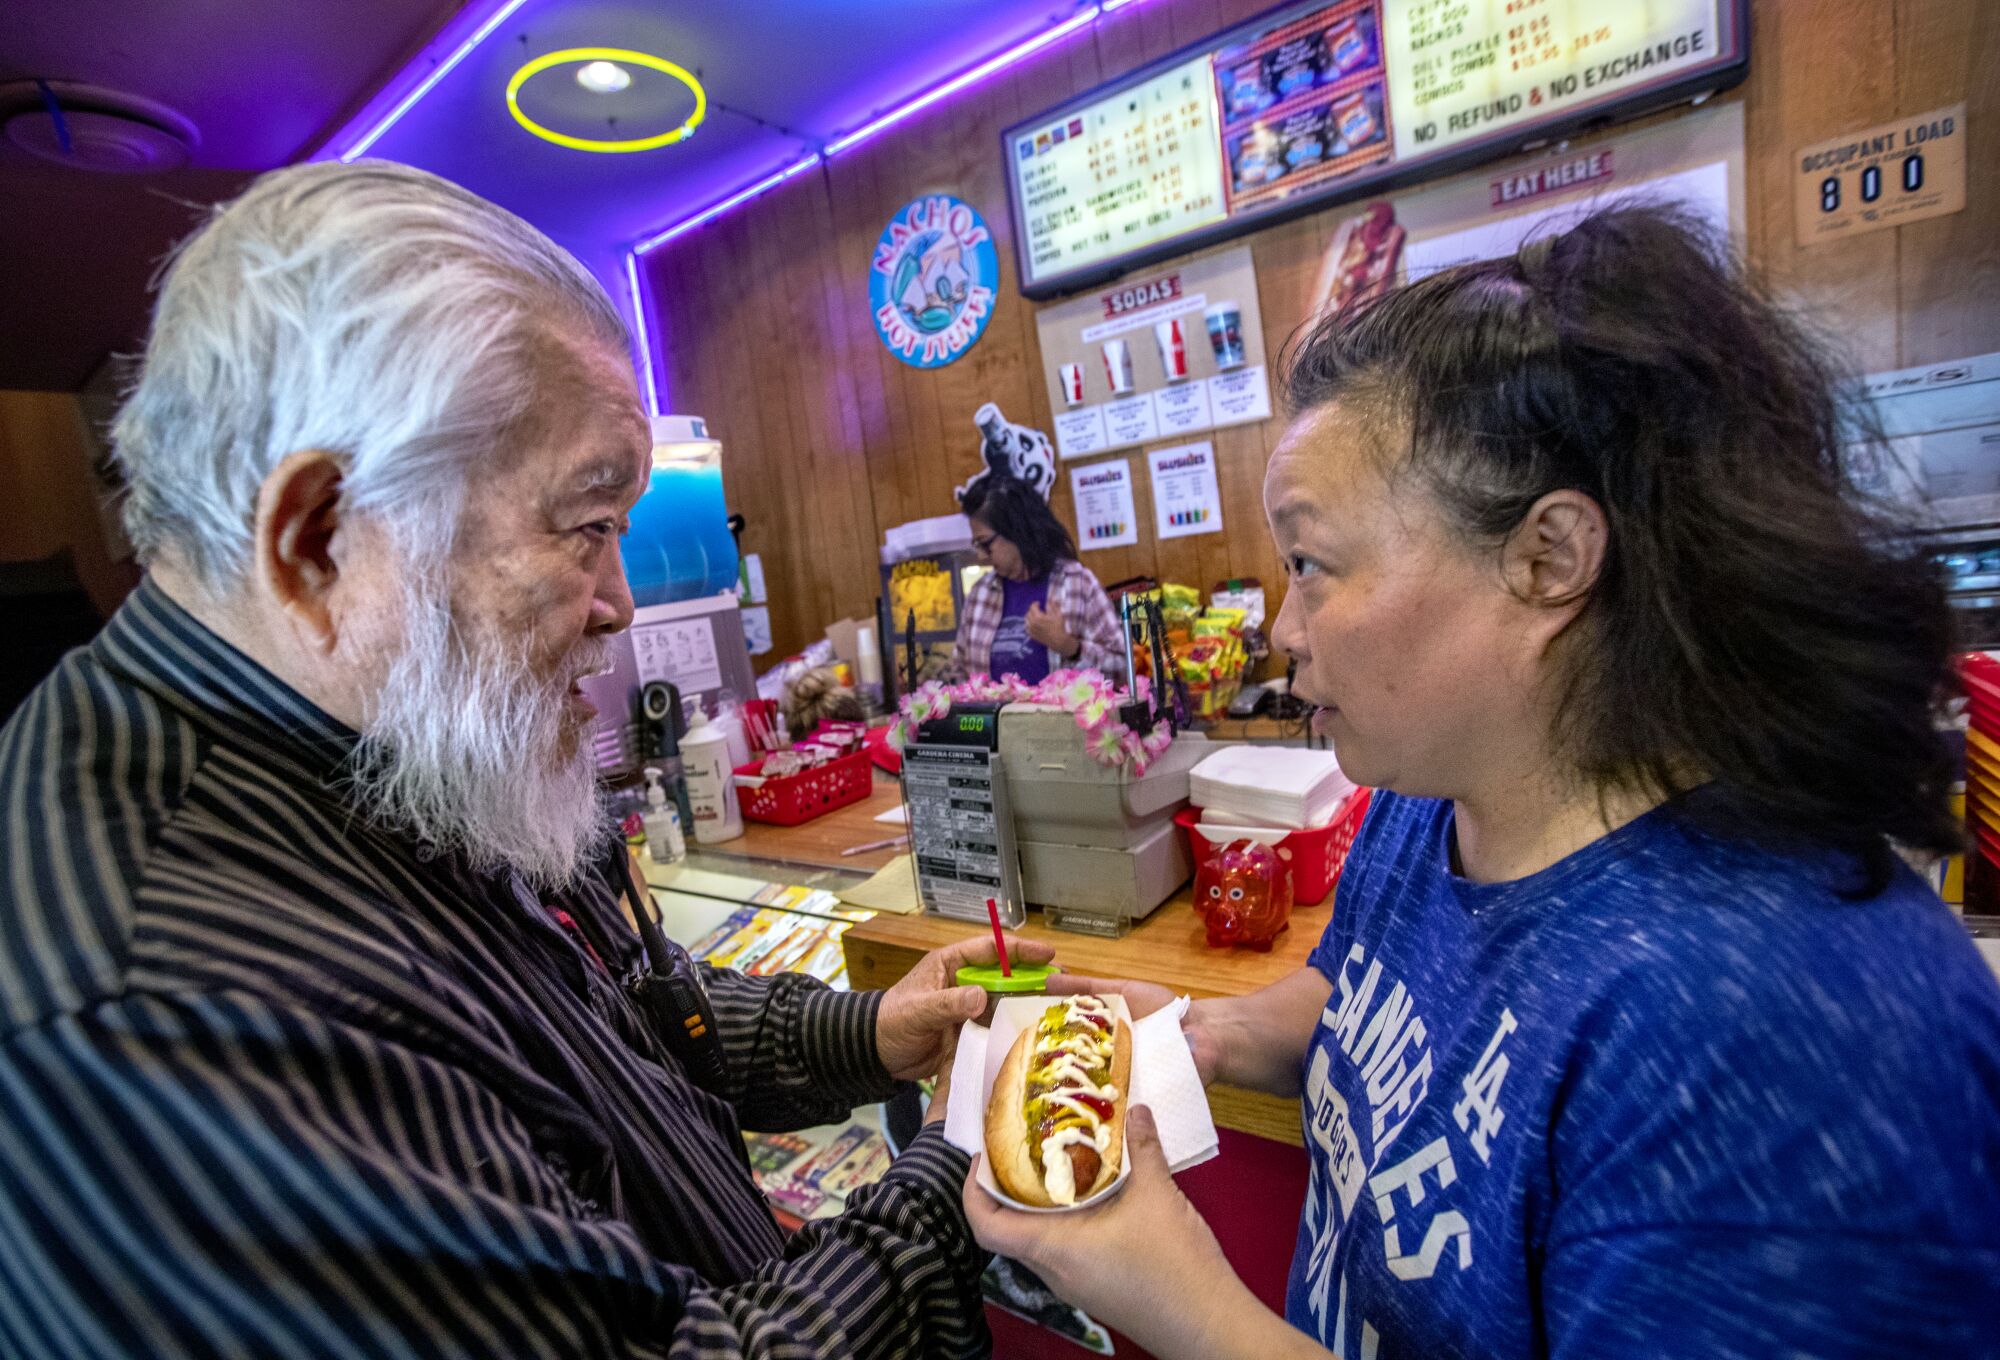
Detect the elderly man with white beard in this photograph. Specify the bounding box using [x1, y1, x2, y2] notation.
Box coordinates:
[0, 161, 1044, 1359]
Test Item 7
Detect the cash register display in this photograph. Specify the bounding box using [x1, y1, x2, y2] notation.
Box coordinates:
[901, 705, 1027, 929]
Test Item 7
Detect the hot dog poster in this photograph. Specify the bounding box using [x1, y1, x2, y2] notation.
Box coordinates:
[1036, 245, 1272, 460]
[1311, 100, 1746, 316]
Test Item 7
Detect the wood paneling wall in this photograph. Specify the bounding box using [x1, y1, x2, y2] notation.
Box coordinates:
[640, 0, 1999, 666]
[0, 390, 134, 617]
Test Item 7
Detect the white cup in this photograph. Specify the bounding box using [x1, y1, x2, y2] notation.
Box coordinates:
[1058, 361, 1086, 406]
[1102, 339, 1136, 395]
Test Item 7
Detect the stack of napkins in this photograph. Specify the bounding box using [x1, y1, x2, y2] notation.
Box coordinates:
[1190, 745, 1352, 829]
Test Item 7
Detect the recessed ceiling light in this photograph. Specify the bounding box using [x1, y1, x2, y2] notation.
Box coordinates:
[508, 48, 704, 151]
[575, 60, 631, 94]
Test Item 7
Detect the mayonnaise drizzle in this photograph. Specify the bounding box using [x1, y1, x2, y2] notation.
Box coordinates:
[1062, 996, 1114, 1027]
[1039, 1124, 1113, 1205]
[1038, 1052, 1114, 1093]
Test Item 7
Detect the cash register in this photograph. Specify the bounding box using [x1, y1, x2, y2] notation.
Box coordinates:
[902, 592, 1218, 934]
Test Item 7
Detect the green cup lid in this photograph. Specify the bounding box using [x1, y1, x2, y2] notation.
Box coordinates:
[956, 963, 1056, 993]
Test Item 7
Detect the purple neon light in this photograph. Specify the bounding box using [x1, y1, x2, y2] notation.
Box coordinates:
[633, 152, 823, 254]
[822, 6, 1100, 156]
[626, 0, 1161, 403]
[632, 1, 1133, 251]
[334, 0, 532, 160]
[624, 252, 663, 414]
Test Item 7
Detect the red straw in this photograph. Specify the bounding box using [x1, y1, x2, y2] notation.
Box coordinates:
[986, 898, 1012, 977]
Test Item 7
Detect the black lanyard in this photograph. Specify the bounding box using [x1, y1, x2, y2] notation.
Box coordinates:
[608, 841, 730, 1093]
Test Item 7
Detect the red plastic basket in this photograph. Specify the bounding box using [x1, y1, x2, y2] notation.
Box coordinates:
[1175, 788, 1372, 907]
[735, 749, 874, 826]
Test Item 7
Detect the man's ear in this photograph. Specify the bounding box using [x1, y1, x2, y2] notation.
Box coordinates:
[253, 449, 348, 655]
[1500, 488, 1608, 624]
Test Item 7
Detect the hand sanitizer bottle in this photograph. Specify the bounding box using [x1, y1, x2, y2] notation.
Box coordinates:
[682, 701, 745, 844]
[641, 766, 686, 864]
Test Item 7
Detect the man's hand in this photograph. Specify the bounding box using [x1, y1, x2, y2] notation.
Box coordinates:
[1025, 600, 1080, 659]
[876, 933, 1057, 1082]
[1048, 972, 1223, 1087]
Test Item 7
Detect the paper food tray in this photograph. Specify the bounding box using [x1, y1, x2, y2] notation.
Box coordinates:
[946, 993, 1219, 1214]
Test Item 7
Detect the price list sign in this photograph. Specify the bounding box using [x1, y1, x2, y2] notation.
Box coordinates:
[901, 705, 1026, 928]
[1010, 54, 1229, 287]
[1384, 0, 1724, 160]
[1002, 0, 1744, 298]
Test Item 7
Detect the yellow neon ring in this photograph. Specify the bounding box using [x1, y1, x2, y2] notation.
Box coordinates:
[506, 47, 707, 153]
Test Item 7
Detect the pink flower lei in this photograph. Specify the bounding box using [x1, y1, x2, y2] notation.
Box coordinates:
[890, 669, 1171, 774]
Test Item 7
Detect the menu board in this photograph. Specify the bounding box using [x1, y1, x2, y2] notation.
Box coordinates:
[1003, 0, 1745, 296]
[1011, 54, 1229, 285]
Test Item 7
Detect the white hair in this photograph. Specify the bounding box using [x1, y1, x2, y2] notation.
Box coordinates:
[343, 563, 614, 887]
[112, 158, 629, 591]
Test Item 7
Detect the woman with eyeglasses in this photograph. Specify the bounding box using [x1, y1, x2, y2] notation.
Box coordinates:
[950, 472, 1126, 685]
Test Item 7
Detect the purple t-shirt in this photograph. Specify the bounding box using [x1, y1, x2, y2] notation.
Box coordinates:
[987, 574, 1051, 683]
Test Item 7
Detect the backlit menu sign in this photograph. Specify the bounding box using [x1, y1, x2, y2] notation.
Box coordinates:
[1003, 0, 1745, 297]
[1010, 55, 1229, 286]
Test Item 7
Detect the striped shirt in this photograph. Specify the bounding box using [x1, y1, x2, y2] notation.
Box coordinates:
[0, 577, 989, 1358]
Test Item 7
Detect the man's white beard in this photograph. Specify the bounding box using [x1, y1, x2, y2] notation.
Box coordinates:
[345, 572, 612, 888]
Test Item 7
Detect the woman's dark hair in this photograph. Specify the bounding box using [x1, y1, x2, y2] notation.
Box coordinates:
[959, 474, 1078, 579]
[1281, 202, 1957, 891]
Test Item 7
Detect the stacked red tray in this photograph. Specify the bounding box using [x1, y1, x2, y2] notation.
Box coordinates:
[1957, 654, 2000, 873]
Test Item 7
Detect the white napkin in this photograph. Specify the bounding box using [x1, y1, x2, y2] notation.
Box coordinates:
[945, 994, 1219, 1213]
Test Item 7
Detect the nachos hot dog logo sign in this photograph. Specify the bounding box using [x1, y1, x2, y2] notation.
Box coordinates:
[870, 195, 999, 369]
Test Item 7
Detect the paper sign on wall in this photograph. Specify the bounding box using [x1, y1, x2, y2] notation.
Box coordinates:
[1149, 441, 1224, 539]
[1070, 459, 1139, 549]
[632, 616, 723, 695]
[1037, 246, 1271, 457]
[1794, 103, 1966, 247]
[1312, 103, 1746, 315]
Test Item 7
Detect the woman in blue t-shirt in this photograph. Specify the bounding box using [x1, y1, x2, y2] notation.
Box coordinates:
[965, 205, 2000, 1358]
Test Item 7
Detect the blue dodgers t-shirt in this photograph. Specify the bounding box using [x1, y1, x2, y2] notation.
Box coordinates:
[987, 573, 1052, 684]
[1285, 790, 2000, 1359]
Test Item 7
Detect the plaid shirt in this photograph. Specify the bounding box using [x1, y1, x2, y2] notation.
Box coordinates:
[950, 559, 1126, 684]
[0, 578, 988, 1359]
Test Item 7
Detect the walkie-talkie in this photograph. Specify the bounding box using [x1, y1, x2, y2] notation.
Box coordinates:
[609, 842, 728, 1092]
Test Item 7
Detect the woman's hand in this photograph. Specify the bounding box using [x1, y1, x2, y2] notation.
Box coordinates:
[1047, 973, 1225, 1087]
[965, 1107, 1238, 1355]
[1025, 600, 1080, 658]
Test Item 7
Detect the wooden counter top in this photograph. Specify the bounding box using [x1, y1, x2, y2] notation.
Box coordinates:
[704, 772, 912, 873]
[704, 777, 1320, 1145]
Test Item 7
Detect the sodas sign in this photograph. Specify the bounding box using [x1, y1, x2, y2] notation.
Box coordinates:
[870, 195, 999, 369]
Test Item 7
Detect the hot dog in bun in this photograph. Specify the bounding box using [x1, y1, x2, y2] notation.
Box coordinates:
[983, 995, 1133, 1207]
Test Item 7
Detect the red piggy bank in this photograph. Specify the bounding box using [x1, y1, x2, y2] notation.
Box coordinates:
[1194, 839, 1295, 950]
